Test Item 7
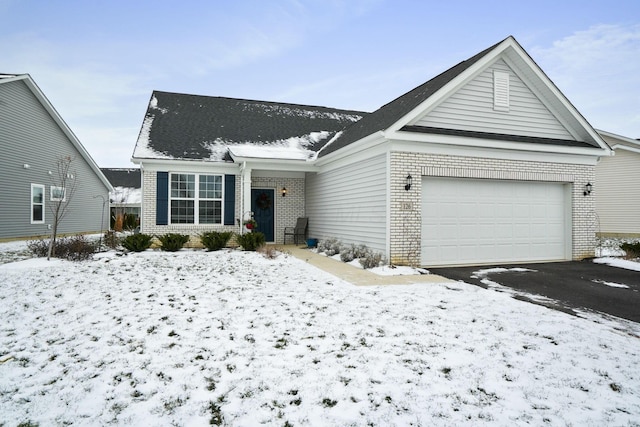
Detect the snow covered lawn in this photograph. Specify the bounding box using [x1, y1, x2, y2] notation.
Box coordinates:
[1, 246, 639, 426]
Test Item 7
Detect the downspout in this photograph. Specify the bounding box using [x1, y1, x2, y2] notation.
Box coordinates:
[239, 162, 246, 235]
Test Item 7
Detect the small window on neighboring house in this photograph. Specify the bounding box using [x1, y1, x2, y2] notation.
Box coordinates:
[493, 70, 510, 111]
[31, 184, 45, 224]
[50, 186, 66, 201]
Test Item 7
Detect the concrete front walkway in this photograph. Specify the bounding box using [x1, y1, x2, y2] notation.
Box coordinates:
[276, 245, 453, 286]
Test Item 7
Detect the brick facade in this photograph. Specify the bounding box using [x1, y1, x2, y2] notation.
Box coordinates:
[141, 170, 304, 246]
[390, 152, 596, 266]
[251, 176, 305, 244]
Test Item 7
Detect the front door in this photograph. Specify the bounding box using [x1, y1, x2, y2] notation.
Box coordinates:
[251, 188, 275, 242]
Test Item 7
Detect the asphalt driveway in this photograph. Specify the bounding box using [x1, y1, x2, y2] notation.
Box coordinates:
[431, 260, 640, 323]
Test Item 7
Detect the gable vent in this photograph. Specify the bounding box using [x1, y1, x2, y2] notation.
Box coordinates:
[493, 70, 510, 111]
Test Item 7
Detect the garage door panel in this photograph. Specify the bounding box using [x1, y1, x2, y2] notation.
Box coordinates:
[421, 177, 569, 266]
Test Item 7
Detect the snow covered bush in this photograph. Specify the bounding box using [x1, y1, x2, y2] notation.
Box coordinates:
[340, 244, 371, 262]
[200, 231, 233, 251]
[121, 233, 153, 252]
[359, 250, 386, 269]
[318, 238, 341, 256]
[236, 232, 265, 251]
[157, 233, 190, 252]
[340, 245, 356, 262]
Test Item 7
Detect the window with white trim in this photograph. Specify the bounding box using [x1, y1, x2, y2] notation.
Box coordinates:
[31, 184, 45, 224]
[50, 186, 66, 201]
[493, 70, 510, 111]
[170, 173, 223, 224]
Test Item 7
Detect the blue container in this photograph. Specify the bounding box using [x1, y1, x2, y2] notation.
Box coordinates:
[306, 238, 318, 248]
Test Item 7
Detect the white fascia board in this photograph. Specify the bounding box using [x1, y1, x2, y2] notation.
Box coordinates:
[228, 156, 319, 173]
[252, 170, 305, 179]
[134, 158, 241, 173]
[612, 144, 640, 155]
[314, 131, 386, 168]
[0, 74, 26, 85]
[19, 75, 115, 192]
[388, 136, 606, 166]
[597, 129, 640, 146]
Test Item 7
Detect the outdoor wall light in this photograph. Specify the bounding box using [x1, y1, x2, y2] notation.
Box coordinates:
[404, 174, 412, 191]
[583, 182, 593, 196]
[281, 187, 287, 197]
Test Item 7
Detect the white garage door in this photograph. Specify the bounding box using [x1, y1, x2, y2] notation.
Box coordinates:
[421, 177, 569, 266]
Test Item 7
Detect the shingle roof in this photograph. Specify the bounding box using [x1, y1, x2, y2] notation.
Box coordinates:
[100, 168, 141, 189]
[133, 91, 366, 161]
[317, 39, 505, 157]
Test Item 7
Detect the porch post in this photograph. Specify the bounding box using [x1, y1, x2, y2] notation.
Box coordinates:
[242, 165, 252, 222]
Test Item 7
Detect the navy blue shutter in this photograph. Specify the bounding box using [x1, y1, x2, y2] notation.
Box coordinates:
[224, 175, 235, 225]
[156, 172, 169, 225]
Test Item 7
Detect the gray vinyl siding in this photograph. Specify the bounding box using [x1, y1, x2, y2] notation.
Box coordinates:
[0, 79, 110, 240]
[305, 153, 387, 254]
[595, 148, 640, 235]
[415, 59, 574, 140]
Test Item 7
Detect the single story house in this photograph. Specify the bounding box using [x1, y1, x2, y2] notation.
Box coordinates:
[595, 129, 640, 237]
[101, 167, 142, 230]
[132, 36, 612, 267]
[0, 73, 113, 241]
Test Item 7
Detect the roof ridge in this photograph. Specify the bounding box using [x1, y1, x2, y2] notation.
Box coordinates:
[151, 90, 369, 116]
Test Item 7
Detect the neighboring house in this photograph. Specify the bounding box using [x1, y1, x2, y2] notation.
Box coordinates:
[595, 130, 640, 237]
[0, 73, 113, 241]
[100, 168, 142, 229]
[132, 36, 612, 267]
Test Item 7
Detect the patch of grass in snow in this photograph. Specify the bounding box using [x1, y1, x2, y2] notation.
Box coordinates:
[207, 396, 226, 426]
[17, 422, 39, 427]
[205, 376, 216, 391]
[163, 396, 187, 414]
[322, 397, 338, 408]
[274, 337, 288, 349]
[470, 387, 499, 406]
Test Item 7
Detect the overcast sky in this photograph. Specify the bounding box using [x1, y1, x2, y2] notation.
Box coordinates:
[2, 0, 639, 167]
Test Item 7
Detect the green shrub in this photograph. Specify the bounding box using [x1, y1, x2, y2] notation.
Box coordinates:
[621, 242, 640, 258]
[27, 235, 97, 261]
[122, 233, 154, 252]
[157, 233, 190, 252]
[236, 232, 265, 251]
[200, 231, 234, 251]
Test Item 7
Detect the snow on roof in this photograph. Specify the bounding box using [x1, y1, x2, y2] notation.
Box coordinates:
[110, 186, 141, 204]
[133, 96, 175, 160]
[132, 91, 366, 163]
[225, 131, 331, 161]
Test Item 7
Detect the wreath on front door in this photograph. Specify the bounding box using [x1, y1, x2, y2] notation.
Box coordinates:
[256, 192, 272, 211]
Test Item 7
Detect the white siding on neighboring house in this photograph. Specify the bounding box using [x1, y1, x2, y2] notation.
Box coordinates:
[306, 153, 387, 254]
[414, 59, 574, 140]
[595, 148, 640, 235]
